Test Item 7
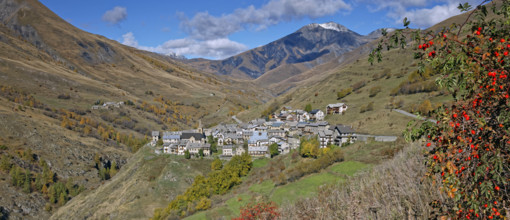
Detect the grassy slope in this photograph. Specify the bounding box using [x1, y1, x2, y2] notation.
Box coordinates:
[185, 139, 403, 219]
[50, 146, 212, 220]
[238, 46, 442, 136]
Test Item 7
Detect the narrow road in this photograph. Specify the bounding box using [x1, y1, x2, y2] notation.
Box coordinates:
[393, 109, 437, 123]
[232, 115, 243, 124]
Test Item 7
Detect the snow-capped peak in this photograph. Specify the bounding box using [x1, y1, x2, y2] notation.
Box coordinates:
[313, 22, 349, 32]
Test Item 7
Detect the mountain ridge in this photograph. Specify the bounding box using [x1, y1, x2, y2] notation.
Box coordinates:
[186, 22, 386, 83]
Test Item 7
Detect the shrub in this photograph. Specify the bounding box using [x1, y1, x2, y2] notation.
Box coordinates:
[368, 86, 381, 97]
[371, 2, 510, 218]
[57, 94, 70, 99]
[337, 88, 353, 100]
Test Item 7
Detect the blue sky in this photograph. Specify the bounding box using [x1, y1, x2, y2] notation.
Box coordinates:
[40, 0, 480, 60]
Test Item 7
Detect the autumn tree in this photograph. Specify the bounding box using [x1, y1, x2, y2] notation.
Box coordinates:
[372, 1, 510, 218]
[211, 158, 223, 171]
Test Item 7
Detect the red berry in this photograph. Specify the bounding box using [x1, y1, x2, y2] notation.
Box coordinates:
[426, 143, 431, 147]
[478, 27, 482, 31]
[495, 186, 500, 191]
[501, 38, 506, 43]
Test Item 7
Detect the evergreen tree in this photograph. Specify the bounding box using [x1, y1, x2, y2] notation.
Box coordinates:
[49, 186, 56, 203]
[0, 154, 12, 172]
[198, 149, 204, 158]
[23, 169, 31, 193]
[42, 184, 48, 196]
[304, 104, 312, 113]
[184, 150, 191, 159]
[35, 173, 43, 191]
[10, 166, 17, 186]
[110, 161, 118, 177]
[15, 167, 24, 187]
[269, 143, 279, 158]
[58, 192, 67, 206]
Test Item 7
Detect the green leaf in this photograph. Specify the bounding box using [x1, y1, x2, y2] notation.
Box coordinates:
[403, 17, 411, 28]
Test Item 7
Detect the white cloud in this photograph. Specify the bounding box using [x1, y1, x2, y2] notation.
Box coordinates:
[102, 6, 127, 25]
[180, 0, 351, 40]
[359, 0, 480, 28]
[120, 32, 247, 60]
[121, 32, 138, 47]
[400, 3, 464, 27]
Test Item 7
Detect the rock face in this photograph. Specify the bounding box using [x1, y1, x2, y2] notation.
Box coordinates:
[188, 22, 382, 80]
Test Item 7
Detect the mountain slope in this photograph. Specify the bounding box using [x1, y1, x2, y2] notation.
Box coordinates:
[0, 0, 269, 218]
[187, 22, 382, 82]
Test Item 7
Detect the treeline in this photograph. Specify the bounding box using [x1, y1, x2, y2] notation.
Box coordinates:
[0, 85, 46, 109]
[153, 154, 252, 219]
[0, 148, 84, 211]
[58, 109, 147, 152]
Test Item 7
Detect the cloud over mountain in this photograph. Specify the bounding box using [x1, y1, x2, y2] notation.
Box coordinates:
[121, 0, 351, 59]
[180, 0, 351, 40]
[102, 6, 127, 25]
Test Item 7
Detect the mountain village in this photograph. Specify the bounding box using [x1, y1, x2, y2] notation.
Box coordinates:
[151, 103, 357, 158]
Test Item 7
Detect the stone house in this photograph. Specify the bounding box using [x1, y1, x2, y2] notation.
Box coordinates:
[326, 103, 348, 115]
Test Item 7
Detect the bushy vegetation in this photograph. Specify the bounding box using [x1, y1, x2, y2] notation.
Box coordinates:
[368, 86, 382, 97]
[336, 88, 353, 100]
[359, 102, 374, 113]
[282, 148, 344, 184]
[0, 148, 84, 211]
[372, 1, 510, 218]
[389, 70, 438, 96]
[351, 80, 367, 92]
[153, 154, 252, 219]
[279, 144, 441, 219]
[233, 201, 280, 220]
[261, 101, 280, 118]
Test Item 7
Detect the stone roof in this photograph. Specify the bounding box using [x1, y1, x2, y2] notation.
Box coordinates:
[152, 131, 160, 136]
[249, 146, 268, 152]
[181, 132, 205, 140]
[162, 134, 180, 140]
[310, 109, 322, 114]
[249, 132, 268, 143]
[334, 125, 356, 134]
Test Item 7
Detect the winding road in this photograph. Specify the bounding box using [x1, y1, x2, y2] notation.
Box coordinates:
[393, 109, 437, 123]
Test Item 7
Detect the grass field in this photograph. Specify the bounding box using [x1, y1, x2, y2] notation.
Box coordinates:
[185, 150, 377, 219]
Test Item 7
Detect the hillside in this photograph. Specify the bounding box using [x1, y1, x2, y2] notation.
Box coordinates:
[0, 0, 268, 218]
[50, 146, 212, 220]
[187, 22, 384, 85]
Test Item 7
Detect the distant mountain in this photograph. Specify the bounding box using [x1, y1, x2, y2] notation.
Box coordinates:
[187, 22, 385, 81]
